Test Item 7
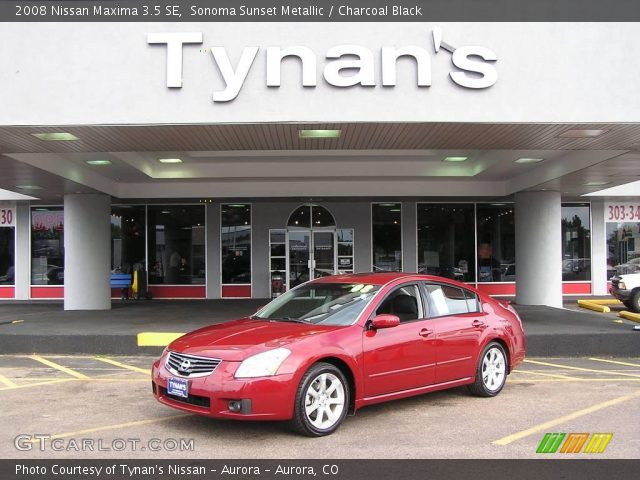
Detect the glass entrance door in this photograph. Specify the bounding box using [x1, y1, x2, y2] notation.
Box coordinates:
[312, 231, 335, 280]
[288, 230, 311, 289]
[287, 229, 338, 289]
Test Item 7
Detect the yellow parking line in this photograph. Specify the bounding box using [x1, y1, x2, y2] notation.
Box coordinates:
[512, 378, 640, 382]
[494, 389, 640, 445]
[524, 359, 640, 378]
[589, 358, 640, 368]
[28, 355, 89, 379]
[0, 374, 17, 388]
[137, 332, 184, 347]
[513, 370, 574, 380]
[94, 357, 150, 375]
[0, 378, 77, 391]
[29, 414, 191, 442]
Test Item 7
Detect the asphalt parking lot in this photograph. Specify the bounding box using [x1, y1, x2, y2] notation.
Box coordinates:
[1, 355, 639, 459]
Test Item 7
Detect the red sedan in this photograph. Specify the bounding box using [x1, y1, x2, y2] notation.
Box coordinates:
[152, 273, 526, 436]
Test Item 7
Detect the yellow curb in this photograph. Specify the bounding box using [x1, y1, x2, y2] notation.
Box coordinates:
[619, 310, 640, 323]
[582, 299, 623, 305]
[577, 300, 611, 313]
[137, 332, 184, 347]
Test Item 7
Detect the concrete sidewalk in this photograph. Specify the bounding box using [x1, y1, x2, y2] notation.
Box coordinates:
[0, 299, 638, 356]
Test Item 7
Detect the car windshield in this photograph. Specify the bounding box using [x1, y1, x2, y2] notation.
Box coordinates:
[254, 283, 381, 326]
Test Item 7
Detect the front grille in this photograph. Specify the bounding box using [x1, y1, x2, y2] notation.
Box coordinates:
[166, 351, 222, 378]
[159, 387, 211, 408]
[612, 278, 620, 289]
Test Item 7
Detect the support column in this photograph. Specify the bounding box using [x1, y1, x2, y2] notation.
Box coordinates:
[206, 203, 221, 299]
[64, 194, 111, 310]
[14, 202, 31, 300]
[590, 200, 608, 295]
[515, 191, 562, 307]
[402, 202, 417, 273]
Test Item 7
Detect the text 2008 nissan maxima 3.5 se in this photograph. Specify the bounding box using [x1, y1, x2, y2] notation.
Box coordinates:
[152, 272, 526, 436]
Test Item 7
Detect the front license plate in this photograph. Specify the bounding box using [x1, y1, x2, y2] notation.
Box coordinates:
[167, 377, 189, 398]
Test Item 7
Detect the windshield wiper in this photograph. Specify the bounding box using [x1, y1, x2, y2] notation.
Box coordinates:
[264, 316, 307, 323]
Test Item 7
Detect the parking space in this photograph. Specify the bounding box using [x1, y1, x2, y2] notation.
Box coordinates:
[1, 355, 639, 459]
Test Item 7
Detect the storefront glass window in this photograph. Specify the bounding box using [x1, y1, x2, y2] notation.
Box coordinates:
[221, 204, 252, 284]
[561, 204, 591, 281]
[337, 228, 354, 274]
[147, 206, 205, 285]
[418, 204, 475, 282]
[31, 207, 64, 285]
[372, 203, 402, 272]
[0, 228, 15, 285]
[476, 205, 515, 283]
[111, 206, 146, 274]
[607, 219, 639, 279]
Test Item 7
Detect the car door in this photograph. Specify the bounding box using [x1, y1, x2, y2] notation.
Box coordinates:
[423, 283, 485, 384]
[362, 283, 437, 398]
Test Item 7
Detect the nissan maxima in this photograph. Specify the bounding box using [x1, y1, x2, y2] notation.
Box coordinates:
[152, 272, 526, 436]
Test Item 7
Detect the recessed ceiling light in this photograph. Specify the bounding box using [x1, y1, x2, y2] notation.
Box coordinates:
[228, 204, 246, 208]
[583, 181, 611, 186]
[158, 158, 183, 164]
[298, 129, 341, 139]
[490, 203, 507, 206]
[390, 209, 401, 212]
[86, 159, 112, 166]
[31, 132, 79, 141]
[559, 129, 608, 138]
[514, 158, 544, 164]
[15, 185, 43, 190]
[443, 156, 468, 162]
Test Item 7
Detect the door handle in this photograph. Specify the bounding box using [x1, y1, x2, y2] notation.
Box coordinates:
[419, 328, 433, 337]
[472, 320, 485, 328]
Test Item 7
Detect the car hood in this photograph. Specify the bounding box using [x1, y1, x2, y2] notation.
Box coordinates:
[167, 318, 343, 361]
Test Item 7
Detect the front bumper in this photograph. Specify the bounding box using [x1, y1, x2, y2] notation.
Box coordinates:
[151, 357, 297, 421]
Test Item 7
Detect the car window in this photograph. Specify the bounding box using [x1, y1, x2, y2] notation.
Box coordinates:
[375, 284, 423, 322]
[425, 284, 469, 316]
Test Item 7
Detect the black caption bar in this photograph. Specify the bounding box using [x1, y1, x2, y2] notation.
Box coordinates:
[2, 0, 640, 21]
[2, 460, 640, 480]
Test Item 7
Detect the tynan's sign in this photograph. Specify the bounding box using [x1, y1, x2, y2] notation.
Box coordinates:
[148, 28, 498, 102]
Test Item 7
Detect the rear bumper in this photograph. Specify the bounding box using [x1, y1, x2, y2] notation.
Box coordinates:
[151, 358, 297, 421]
[610, 287, 632, 302]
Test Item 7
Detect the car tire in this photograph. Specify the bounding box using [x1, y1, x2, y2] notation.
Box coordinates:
[629, 291, 640, 313]
[467, 341, 508, 397]
[290, 362, 349, 437]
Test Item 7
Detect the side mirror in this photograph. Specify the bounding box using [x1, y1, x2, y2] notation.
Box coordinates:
[370, 314, 400, 329]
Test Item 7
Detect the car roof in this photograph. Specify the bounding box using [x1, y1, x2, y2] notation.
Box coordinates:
[310, 272, 473, 288]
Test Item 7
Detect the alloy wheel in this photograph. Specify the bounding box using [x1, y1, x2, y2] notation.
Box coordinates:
[481, 347, 506, 392]
[304, 372, 345, 430]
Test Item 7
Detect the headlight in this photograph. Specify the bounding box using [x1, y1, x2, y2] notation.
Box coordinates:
[619, 281, 626, 290]
[234, 348, 291, 378]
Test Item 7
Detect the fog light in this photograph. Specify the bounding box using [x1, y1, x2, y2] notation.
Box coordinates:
[228, 400, 242, 412]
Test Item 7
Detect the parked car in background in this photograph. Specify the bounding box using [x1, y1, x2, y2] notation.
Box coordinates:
[152, 272, 526, 436]
[610, 272, 640, 312]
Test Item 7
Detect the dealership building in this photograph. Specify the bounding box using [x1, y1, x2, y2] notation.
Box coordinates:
[0, 22, 639, 310]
